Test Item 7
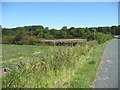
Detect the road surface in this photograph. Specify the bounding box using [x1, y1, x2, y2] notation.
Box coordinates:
[93, 39, 119, 88]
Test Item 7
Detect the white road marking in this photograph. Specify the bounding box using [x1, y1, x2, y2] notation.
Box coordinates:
[106, 60, 111, 63]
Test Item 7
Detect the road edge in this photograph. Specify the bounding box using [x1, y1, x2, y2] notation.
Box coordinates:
[92, 40, 110, 88]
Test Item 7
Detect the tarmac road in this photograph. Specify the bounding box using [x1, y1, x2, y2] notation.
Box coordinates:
[93, 39, 119, 88]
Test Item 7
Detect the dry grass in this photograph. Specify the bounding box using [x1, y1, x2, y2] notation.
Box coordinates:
[41, 39, 87, 42]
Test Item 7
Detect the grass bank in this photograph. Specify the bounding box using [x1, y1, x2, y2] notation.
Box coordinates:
[2, 41, 107, 88]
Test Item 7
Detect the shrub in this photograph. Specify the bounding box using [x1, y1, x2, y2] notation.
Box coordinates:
[96, 32, 113, 44]
[13, 35, 41, 45]
[2, 36, 15, 44]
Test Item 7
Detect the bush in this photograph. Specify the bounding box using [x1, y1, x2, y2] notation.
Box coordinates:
[2, 36, 15, 44]
[13, 35, 41, 45]
[96, 32, 113, 44]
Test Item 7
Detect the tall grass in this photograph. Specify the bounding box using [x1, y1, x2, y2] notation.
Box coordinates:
[2, 41, 107, 88]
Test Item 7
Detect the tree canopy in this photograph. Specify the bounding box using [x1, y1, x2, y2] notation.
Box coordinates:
[2, 25, 119, 45]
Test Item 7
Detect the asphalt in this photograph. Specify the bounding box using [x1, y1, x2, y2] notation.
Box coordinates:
[93, 39, 119, 88]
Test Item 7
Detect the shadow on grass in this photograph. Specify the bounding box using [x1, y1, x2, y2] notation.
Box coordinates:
[88, 60, 96, 64]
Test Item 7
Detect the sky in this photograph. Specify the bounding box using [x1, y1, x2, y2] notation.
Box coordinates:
[2, 2, 118, 29]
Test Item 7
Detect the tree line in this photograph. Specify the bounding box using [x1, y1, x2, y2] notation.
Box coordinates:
[2, 25, 120, 45]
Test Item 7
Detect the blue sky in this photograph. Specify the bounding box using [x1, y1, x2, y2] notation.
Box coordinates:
[2, 2, 118, 29]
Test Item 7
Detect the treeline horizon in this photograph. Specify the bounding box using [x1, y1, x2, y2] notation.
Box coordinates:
[1, 25, 120, 45]
[1, 25, 118, 29]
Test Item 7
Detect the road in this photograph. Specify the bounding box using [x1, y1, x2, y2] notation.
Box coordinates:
[93, 39, 119, 88]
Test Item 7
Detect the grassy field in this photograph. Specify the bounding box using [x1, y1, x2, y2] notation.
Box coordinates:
[2, 41, 107, 88]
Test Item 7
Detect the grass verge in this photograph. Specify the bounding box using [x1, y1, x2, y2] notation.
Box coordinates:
[2, 41, 107, 88]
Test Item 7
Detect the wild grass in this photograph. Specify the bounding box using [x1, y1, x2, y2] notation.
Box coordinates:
[2, 41, 107, 88]
[2, 44, 49, 67]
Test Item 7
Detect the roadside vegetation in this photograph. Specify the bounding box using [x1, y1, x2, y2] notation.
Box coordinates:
[2, 41, 107, 88]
